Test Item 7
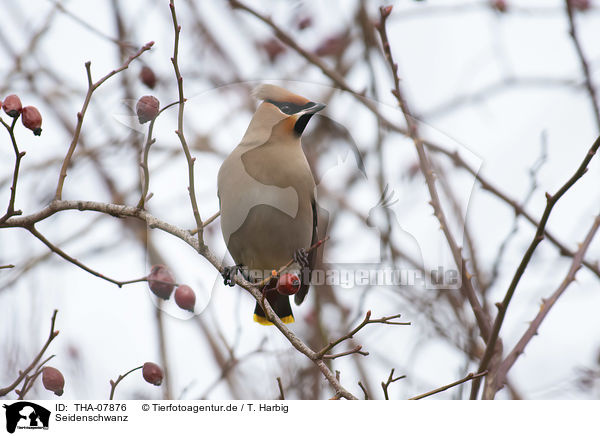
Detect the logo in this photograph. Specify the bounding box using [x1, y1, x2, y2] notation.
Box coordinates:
[2, 402, 50, 433]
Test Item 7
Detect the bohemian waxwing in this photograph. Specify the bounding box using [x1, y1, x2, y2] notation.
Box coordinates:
[218, 84, 325, 325]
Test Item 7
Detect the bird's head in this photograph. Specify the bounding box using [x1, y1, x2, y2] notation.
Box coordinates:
[242, 84, 325, 145]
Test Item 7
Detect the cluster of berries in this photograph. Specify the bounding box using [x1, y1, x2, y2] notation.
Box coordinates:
[147, 264, 196, 312]
[1, 94, 42, 135]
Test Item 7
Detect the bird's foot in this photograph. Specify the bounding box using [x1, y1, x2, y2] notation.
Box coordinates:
[222, 263, 244, 286]
[293, 248, 310, 269]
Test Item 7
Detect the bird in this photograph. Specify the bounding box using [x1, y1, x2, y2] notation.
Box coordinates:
[217, 84, 325, 325]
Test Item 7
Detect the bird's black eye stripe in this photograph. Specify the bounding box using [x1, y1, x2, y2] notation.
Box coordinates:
[267, 99, 314, 115]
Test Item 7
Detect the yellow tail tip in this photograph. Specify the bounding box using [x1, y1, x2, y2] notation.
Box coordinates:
[253, 314, 295, 325]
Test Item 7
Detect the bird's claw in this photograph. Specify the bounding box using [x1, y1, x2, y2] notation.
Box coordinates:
[293, 248, 310, 269]
[222, 264, 244, 286]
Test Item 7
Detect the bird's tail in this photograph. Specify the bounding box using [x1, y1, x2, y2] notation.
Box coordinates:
[253, 291, 294, 325]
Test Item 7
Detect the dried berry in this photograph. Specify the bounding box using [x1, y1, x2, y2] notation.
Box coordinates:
[297, 16, 312, 30]
[174, 285, 196, 312]
[315, 33, 351, 57]
[42, 366, 65, 396]
[147, 264, 175, 299]
[142, 362, 163, 386]
[3, 94, 22, 118]
[276, 273, 301, 296]
[571, 0, 590, 11]
[260, 39, 285, 63]
[21, 106, 43, 136]
[140, 66, 157, 89]
[492, 0, 508, 12]
[136, 95, 160, 124]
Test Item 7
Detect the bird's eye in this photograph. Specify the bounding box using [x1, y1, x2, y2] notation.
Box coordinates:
[280, 104, 291, 113]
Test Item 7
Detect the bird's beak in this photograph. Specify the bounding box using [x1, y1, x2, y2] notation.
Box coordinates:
[300, 102, 326, 116]
[293, 102, 326, 136]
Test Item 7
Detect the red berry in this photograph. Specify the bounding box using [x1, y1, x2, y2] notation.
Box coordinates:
[136, 95, 160, 124]
[174, 285, 196, 312]
[276, 273, 301, 295]
[492, 0, 508, 12]
[315, 33, 351, 57]
[147, 264, 175, 299]
[21, 106, 43, 136]
[3, 94, 22, 118]
[42, 366, 65, 396]
[571, 0, 590, 11]
[142, 362, 163, 386]
[260, 38, 285, 63]
[139, 66, 157, 89]
[297, 16, 312, 30]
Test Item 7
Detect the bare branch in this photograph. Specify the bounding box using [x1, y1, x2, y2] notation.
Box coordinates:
[472, 135, 600, 399]
[494, 213, 600, 393]
[565, 0, 600, 131]
[381, 368, 406, 400]
[409, 371, 488, 400]
[0, 310, 59, 397]
[168, 0, 204, 242]
[0, 117, 25, 225]
[323, 345, 369, 360]
[374, 5, 492, 341]
[276, 377, 285, 400]
[54, 41, 154, 200]
[109, 365, 143, 400]
[358, 381, 369, 400]
[317, 311, 409, 359]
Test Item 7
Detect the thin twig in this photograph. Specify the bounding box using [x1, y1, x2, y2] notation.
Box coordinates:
[494, 213, 600, 394]
[54, 41, 154, 200]
[169, 0, 204, 244]
[409, 371, 488, 400]
[202, 211, 220, 228]
[0, 310, 59, 397]
[429, 141, 600, 279]
[276, 377, 285, 400]
[374, 5, 492, 341]
[17, 354, 56, 399]
[381, 368, 406, 400]
[27, 225, 147, 288]
[471, 135, 600, 399]
[109, 365, 143, 400]
[323, 345, 369, 360]
[317, 311, 409, 359]
[0, 117, 25, 225]
[565, 0, 600, 132]
[137, 101, 180, 209]
[358, 381, 369, 400]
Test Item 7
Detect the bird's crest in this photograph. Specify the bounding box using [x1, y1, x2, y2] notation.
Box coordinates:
[252, 84, 309, 105]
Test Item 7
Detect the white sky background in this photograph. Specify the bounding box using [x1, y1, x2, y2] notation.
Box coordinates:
[0, 0, 599, 400]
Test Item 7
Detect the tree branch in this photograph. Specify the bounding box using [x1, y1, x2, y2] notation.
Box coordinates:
[494, 213, 600, 393]
[565, 0, 600, 132]
[0, 310, 59, 397]
[471, 135, 600, 399]
[168, 0, 204, 243]
[409, 371, 488, 400]
[109, 365, 143, 400]
[54, 41, 154, 200]
[374, 5, 492, 341]
[381, 368, 406, 400]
